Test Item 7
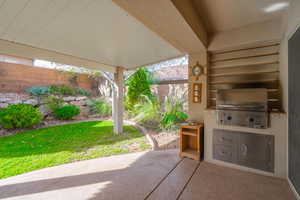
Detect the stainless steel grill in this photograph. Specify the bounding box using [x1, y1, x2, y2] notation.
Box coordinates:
[216, 89, 268, 129]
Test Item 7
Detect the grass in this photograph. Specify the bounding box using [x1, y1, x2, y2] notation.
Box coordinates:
[0, 121, 150, 179]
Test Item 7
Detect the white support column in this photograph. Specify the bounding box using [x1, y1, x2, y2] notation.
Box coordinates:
[112, 67, 124, 134]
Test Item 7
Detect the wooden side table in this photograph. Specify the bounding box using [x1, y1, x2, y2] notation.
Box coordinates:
[179, 124, 204, 161]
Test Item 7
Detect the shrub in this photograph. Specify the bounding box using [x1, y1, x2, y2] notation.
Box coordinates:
[87, 99, 112, 117]
[50, 85, 76, 96]
[44, 96, 64, 111]
[132, 96, 161, 127]
[0, 104, 43, 129]
[160, 97, 188, 130]
[75, 88, 92, 96]
[125, 68, 155, 112]
[26, 86, 51, 96]
[53, 105, 80, 120]
[27, 85, 92, 97]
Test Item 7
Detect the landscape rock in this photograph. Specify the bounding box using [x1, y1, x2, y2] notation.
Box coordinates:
[38, 105, 51, 116]
[0, 103, 8, 109]
[76, 106, 90, 119]
[9, 100, 22, 104]
[0, 97, 10, 102]
[0, 93, 94, 120]
[76, 96, 87, 101]
[63, 96, 77, 102]
[70, 100, 86, 106]
[0, 128, 5, 137]
[23, 99, 38, 106]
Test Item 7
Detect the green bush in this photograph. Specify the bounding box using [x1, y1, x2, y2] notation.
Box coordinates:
[50, 85, 76, 96]
[87, 99, 112, 117]
[133, 96, 161, 127]
[160, 98, 188, 130]
[75, 88, 92, 96]
[44, 96, 64, 111]
[27, 85, 92, 96]
[26, 86, 51, 96]
[125, 68, 155, 112]
[0, 104, 43, 129]
[53, 105, 80, 120]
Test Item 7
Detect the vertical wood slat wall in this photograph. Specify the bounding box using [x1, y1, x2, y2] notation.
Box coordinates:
[207, 41, 281, 112]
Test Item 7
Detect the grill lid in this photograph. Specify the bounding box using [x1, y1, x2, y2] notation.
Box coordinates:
[216, 88, 268, 112]
[216, 103, 267, 111]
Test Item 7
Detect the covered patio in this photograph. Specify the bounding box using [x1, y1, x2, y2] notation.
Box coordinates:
[1, 0, 300, 199]
[0, 0, 187, 134]
[0, 150, 294, 200]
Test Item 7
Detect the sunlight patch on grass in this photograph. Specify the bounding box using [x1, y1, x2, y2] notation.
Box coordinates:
[0, 121, 150, 179]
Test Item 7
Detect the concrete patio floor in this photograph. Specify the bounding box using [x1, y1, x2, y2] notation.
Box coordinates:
[0, 150, 295, 200]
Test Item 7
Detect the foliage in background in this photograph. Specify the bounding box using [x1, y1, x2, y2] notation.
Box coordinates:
[26, 86, 51, 96]
[63, 70, 79, 87]
[44, 96, 65, 112]
[87, 99, 112, 117]
[27, 85, 91, 96]
[0, 104, 43, 129]
[53, 105, 80, 120]
[88, 71, 112, 97]
[132, 95, 161, 127]
[125, 67, 188, 130]
[125, 68, 155, 112]
[49, 85, 76, 96]
[75, 88, 92, 96]
[160, 97, 188, 130]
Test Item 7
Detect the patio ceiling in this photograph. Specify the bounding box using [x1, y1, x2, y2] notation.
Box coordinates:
[193, 0, 291, 33]
[0, 0, 184, 72]
[0, 0, 290, 73]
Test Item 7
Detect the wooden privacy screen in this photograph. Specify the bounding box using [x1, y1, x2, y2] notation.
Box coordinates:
[208, 41, 281, 112]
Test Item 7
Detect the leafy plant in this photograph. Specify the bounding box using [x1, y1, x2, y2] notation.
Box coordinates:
[50, 85, 76, 96]
[132, 96, 161, 127]
[27, 85, 92, 97]
[44, 96, 64, 112]
[87, 99, 112, 117]
[26, 86, 51, 96]
[53, 105, 80, 120]
[160, 97, 188, 130]
[75, 88, 92, 96]
[67, 72, 79, 87]
[58, 70, 80, 87]
[125, 68, 155, 111]
[0, 104, 43, 129]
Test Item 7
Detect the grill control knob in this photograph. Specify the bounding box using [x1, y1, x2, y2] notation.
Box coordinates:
[249, 118, 254, 122]
[227, 116, 232, 120]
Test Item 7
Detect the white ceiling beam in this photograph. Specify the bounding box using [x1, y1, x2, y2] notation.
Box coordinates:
[112, 0, 207, 54]
[0, 39, 116, 73]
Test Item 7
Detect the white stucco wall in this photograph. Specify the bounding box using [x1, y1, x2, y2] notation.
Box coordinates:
[188, 15, 292, 178]
[188, 52, 208, 122]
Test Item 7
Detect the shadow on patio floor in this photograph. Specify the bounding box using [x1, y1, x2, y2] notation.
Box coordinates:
[0, 150, 180, 200]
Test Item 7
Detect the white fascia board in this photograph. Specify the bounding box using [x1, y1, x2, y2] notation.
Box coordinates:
[0, 39, 116, 73]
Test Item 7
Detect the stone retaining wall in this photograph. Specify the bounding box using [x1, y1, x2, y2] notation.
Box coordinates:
[0, 93, 93, 119]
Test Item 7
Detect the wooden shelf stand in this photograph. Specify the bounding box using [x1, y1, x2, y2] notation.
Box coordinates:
[179, 124, 204, 161]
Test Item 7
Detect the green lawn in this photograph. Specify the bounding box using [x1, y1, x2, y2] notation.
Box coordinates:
[0, 121, 150, 179]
